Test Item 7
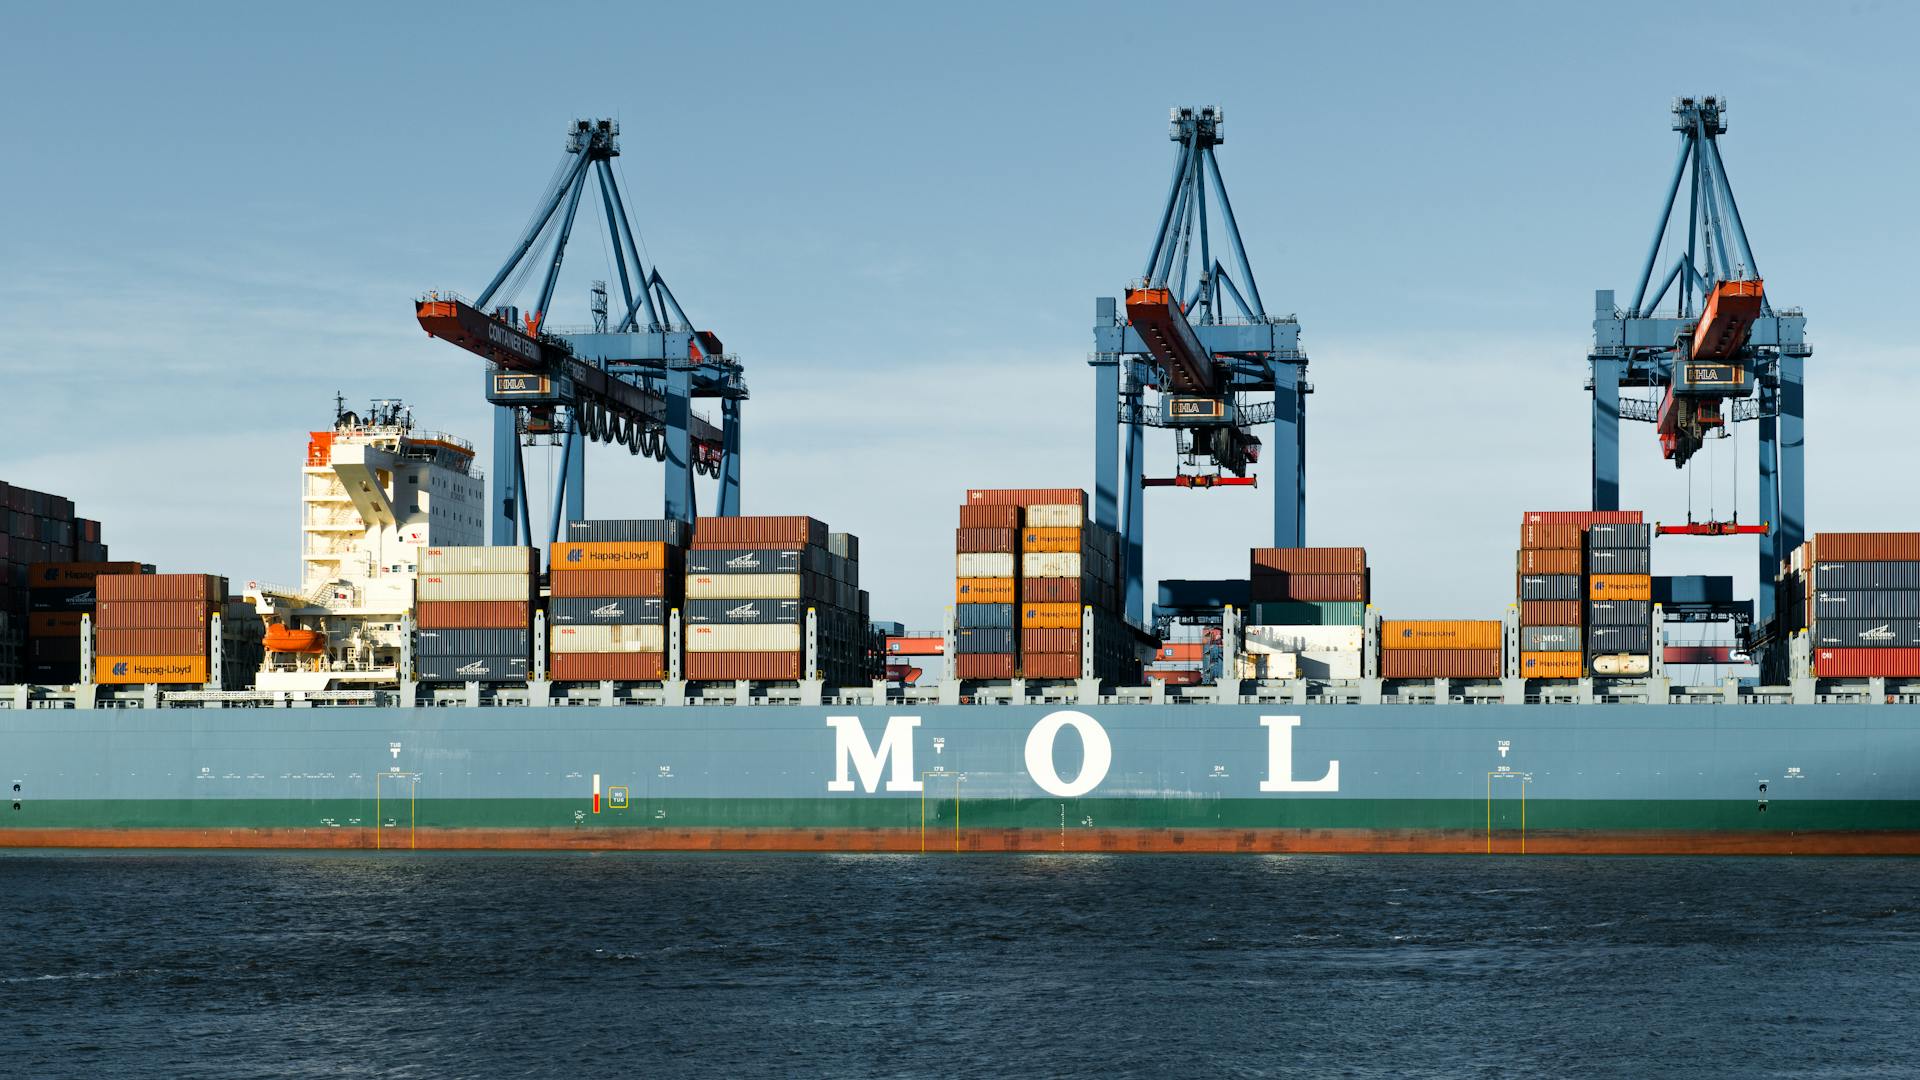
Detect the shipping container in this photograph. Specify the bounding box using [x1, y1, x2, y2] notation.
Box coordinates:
[1517, 549, 1581, 575]
[1520, 652, 1583, 679]
[28, 612, 84, 636]
[1380, 620, 1501, 651]
[1586, 523, 1652, 548]
[1021, 603, 1082, 629]
[827, 532, 859, 562]
[1021, 552, 1086, 579]
[1811, 620, 1920, 648]
[418, 573, 536, 602]
[954, 577, 1017, 604]
[957, 528, 1018, 554]
[1518, 575, 1581, 601]
[1287, 650, 1362, 680]
[954, 652, 1017, 680]
[1521, 510, 1644, 526]
[28, 637, 82, 660]
[1814, 647, 1920, 678]
[1520, 626, 1582, 652]
[548, 651, 666, 682]
[417, 601, 532, 629]
[1586, 548, 1652, 574]
[1022, 627, 1082, 654]
[1021, 653, 1081, 679]
[954, 627, 1017, 654]
[685, 650, 805, 681]
[1247, 600, 1366, 626]
[683, 598, 802, 625]
[94, 655, 208, 685]
[1249, 573, 1368, 603]
[959, 504, 1021, 529]
[1810, 562, 1920, 591]
[96, 628, 202, 656]
[95, 600, 213, 630]
[956, 553, 1016, 578]
[1587, 599, 1653, 626]
[1590, 654, 1653, 676]
[1024, 504, 1085, 528]
[25, 561, 145, 588]
[685, 572, 813, 601]
[1586, 625, 1653, 654]
[1021, 528, 1083, 554]
[416, 629, 532, 656]
[549, 541, 677, 570]
[419, 547, 538, 576]
[1244, 625, 1365, 653]
[550, 569, 669, 598]
[1380, 649, 1501, 679]
[97, 574, 223, 602]
[1520, 523, 1583, 550]
[1812, 591, 1920, 620]
[692, 515, 827, 550]
[1250, 547, 1367, 575]
[964, 489, 1086, 509]
[956, 603, 1016, 629]
[1813, 533, 1920, 563]
[685, 623, 804, 653]
[550, 624, 664, 653]
[1145, 668, 1202, 686]
[684, 548, 807, 575]
[415, 654, 530, 682]
[28, 587, 96, 612]
[1588, 574, 1653, 601]
[566, 519, 691, 546]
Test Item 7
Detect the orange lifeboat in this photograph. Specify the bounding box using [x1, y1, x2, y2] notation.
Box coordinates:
[264, 623, 328, 654]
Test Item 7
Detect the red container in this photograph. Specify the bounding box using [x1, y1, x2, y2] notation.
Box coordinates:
[1380, 649, 1502, 679]
[685, 651, 804, 681]
[549, 651, 665, 682]
[959, 504, 1021, 529]
[963, 488, 1087, 509]
[1519, 523, 1583, 550]
[1520, 600, 1583, 626]
[1250, 547, 1366, 575]
[548, 569, 669, 598]
[1814, 648, 1920, 678]
[1517, 548, 1582, 575]
[956, 527, 1018, 554]
[1022, 627, 1081, 653]
[1814, 533, 1920, 563]
[96, 573, 224, 602]
[692, 516, 826, 549]
[97, 628, 204, 656]
[1521, 510, 1644, 525]
[416, 601, 531, 629]
[95, 599, 214, 630]
[1022, 577, 1097, 604]
[955, 653, 1016, 680]
[1249, 573, 1367, 603]
[1021, 653, 1081, 679]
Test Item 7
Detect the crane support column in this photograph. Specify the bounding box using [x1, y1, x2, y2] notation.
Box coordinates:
[1271, 360, 1306, 547]
[1777, 353, 1806, 598]
[492, 405, 519, 545]
[1092, 300, 1121, 533]
[718, 397, 743, 516]
[1123, 359, 1146, 624]
[1757, 378, 1780, 626]
[664, 366, 695, 523]
[565, 418, 585, 525]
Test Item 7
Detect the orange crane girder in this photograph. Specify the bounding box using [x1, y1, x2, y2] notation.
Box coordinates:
[1124, 287, 1216, 394]
[1691, 279, 1764, 360]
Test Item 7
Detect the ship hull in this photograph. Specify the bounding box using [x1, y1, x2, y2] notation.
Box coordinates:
[4, 703, 1919, 854]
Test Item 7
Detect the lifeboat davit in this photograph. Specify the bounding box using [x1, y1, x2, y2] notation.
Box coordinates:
[264, 624, 327, 654]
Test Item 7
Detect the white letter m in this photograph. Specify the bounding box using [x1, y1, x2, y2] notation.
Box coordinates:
[827, 716, 922, 793]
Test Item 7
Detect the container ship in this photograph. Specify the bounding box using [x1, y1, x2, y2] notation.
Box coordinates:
[4, 102, 1917, 854]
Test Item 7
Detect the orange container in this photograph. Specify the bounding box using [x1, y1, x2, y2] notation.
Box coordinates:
[97, 629, 204, 656]
[1517, 548, 1581, 575]
[1380, 620, 1502, 650]
[1157, 642, 1205, 662]
[955, 653, 1016, 680]
[964, 488, 1087, 509]
[1021, 653, 1081, 679]
[956, 527, 1018, 553]
[1520, 651, 1584, 679]
[1379, 649, 1502, 679]
[1021, 527, 1082, 554]
[95, 655, 208, 685]
[1250, 547, 1367, 575]
[1021, 603, 1082, 629]
[1022, 628, 1081, 654]
[96, 573, 224, 602]
[549, 541, 675, 570]
[548, 569, 669, 598]
[1589, 574, 1653, 601]
[955, 577, 1016, 604]
[1520, 523, 1583, 550]
[549, 652, 666, 682]
[1520, 600, 1583, 626]
[95, 600, 214, 630]
[958, 504, 1021, 529]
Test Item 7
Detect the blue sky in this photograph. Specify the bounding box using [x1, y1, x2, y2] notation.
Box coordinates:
[4, 2, 1918, 633]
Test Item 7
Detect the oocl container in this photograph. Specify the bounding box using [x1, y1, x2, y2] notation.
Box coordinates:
[549, 624, 665, 653]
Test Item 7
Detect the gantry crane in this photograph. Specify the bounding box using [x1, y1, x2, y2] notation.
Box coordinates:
[1093, 107, 1307, 624]
[415, 119, 746, 547]
[1587, 96, 1809, 627]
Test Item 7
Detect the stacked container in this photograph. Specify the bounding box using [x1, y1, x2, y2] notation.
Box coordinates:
[0, 481, 107, 682]
[27, 562, 148, 683]
[549, 520, 687, 682]
[414, 546, 536, 682]
[1785, 533, 1920, 677]
[684, 516, 871, 685]
[1379, 619, 1503, 679]
[93, 573, 262, 685]
[1585, 522, 1654, 676]
[1240, 548, 1368, 680]
[1515, 510, 1649, 679]
[954, 498, 1021, 680]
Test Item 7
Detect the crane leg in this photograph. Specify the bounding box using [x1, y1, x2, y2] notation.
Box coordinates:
[1270, 360, 1306, 547]
[718, 397, 742, 516]
[1591, 358, 1622, 512]
[1775, 355, 1806, 626]
[1758, 379, 1780, 628]
[1122, 361, 1146, 626]
[491, 405, 519, 545]
[664, 367, 695, 524]
[1092, 350, 1120, 533]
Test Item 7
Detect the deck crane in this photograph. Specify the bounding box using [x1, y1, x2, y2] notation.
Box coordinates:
[414, 119, 747, 547]
[1092, 107, 1308, 625]
[1587, 96, 1808, 627]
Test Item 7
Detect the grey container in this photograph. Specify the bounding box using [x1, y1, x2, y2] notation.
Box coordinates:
[954, 627, 1016, 654]
[1586, 547, 1652, 574]
[1521, 626, 1582, 652]
[956, 603, 1016, 629]
[1588, 599, 1652, 626]
[1586, 625, 1652, 654]
[1812, 590, 1920, 620]
[1586, 523, 1651, 548]
[688, 548, 804, 575]
[1811, 619, 1920, 648]
[415, 629, 531, 656]
[1812, 562, 1920, 591]
[415, 654, 530, 682]
[547, 597, 666, 625]
[1519, 574, 1582, 601]
[828, 532, 860, 562]
[684, 598, 803, 625]
[567, 519, 690, 546]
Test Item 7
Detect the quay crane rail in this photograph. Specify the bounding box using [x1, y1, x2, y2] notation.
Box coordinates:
[415, 119, 746, 546]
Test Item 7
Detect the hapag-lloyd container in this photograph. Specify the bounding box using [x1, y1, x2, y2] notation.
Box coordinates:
[1021, 528, 1085, 554]
[1589, 574, 1653, 601]
[1521, 652, 1583, 678]
[94, 655, 208, 684]
[1245, 625, 1365, 653]
[549, 541, 677, 569]
[417, 601, 531, 628]
[1024, 504, 1085, 528]
[1379, 620, 1502, 650]
[24, 561, 144, 588]
[418, 574, 535, 602]
[685, 624, 804, 653]
[955, 577, 1016, 603]
[419, 547, 537, 575]
[1021, 603, 1082, 629]
[957, 553, 1015, 578]
[550, 624, 664, 653]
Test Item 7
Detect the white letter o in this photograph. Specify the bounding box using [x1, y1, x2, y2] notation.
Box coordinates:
[1024, 710, 1112, 798]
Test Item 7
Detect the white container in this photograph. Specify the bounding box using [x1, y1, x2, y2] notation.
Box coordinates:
[1244, 625, 1364, 653]
[549, 624, 663, 654]
[956, 553, 1015, 578]
[1024, 504, 1085, 528]
[1591, 653, 1652, 676]
[1022, 552, 1081, 579]
[1237, 648, 1360, 680]
[685, 623, 803, 653]
[1235, 652, 1299, 680]
[416, 573, 531, 602]
[685, 573, 804, 600]
[419, 546, 534, 575]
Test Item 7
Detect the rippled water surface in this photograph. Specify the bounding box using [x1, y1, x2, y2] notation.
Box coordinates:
[2, 853, 1916, 1078]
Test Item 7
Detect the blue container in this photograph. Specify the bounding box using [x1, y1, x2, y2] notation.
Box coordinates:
[956, 603, 1015, 629]
[547, 597, 665, 625]
[954, 627, 1016, 654]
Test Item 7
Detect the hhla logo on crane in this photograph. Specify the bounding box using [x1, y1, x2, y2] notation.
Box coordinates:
[825, 712, 1338, 797]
